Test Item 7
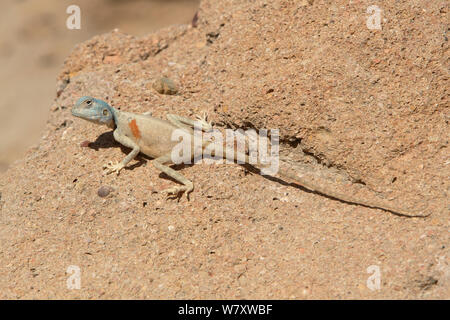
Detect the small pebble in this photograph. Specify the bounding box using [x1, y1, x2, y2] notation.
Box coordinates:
[97, 186, 112, 198]
[152, 77, 178, 95]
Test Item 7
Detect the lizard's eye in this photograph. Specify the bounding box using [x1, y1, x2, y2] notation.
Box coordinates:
[86, 100, 92, 105]
[102, 109, 108, 116]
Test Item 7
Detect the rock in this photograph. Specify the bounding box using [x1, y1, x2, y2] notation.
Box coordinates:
[0, 0, 447, 300]
[97, 186, 112, 198]
[152, 77, 178, 95]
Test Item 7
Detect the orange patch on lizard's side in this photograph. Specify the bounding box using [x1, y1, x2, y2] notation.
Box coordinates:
[128, 119, 141, 139]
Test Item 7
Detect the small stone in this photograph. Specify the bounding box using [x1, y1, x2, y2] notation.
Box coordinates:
[153, 77, 178, 95]
[97, 186, 112, 198]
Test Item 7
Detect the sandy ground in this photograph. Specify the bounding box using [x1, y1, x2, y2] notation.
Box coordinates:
[0, 0, 448, 299]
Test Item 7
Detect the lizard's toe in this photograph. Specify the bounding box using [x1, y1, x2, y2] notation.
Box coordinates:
[103, 161, 124, 175]
[161, 183, 193, 199]
[162, 186, 183, 195]
[195, 112, 213, 132]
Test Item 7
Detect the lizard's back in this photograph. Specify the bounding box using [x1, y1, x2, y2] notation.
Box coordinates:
[116, 111, 181, 159]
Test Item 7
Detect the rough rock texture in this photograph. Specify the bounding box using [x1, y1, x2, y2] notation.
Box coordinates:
[0, 0, 448, 299]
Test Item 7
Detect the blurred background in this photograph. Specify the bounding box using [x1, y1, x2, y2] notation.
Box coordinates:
[0, 0, 199, 171]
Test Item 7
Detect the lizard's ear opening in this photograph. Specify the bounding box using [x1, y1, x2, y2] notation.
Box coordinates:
[99, 105, 115, 128]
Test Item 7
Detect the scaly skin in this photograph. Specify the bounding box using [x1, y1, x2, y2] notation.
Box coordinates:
[71, 96, 430, 217]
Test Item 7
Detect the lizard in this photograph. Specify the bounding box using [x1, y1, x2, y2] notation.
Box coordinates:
[71, 96, 430, 217]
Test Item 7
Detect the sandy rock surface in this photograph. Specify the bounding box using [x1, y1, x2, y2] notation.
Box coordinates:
[0, 0, 448, 299]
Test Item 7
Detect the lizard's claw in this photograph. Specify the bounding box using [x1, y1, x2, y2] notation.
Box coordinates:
[161, 183, 194, 200]
[103, 161, 125, 175]
[195, 112, 213, 132]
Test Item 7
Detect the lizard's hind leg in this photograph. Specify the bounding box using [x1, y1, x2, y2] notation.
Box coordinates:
[166, 113, 212, 133]
[153, 154, 194, 198]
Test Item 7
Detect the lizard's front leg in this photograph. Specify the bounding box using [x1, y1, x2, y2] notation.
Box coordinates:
[152, 154, 194, 198]
[103, 130, 140, 175]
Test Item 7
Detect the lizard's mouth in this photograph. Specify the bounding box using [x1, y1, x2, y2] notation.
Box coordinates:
[71, 108, 103, 122]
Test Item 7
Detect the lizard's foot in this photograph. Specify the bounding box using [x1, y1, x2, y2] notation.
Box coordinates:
[161, 183, 194, 199]
[195, 112, 213, 132]
[103, 161, 125, 175]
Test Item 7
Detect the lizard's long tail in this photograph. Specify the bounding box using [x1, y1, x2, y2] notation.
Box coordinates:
[275, 165, 430, 218]
[219, 146, 430, 218]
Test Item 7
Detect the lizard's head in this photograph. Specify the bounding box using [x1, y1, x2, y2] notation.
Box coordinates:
[72, 96, 115, 127]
